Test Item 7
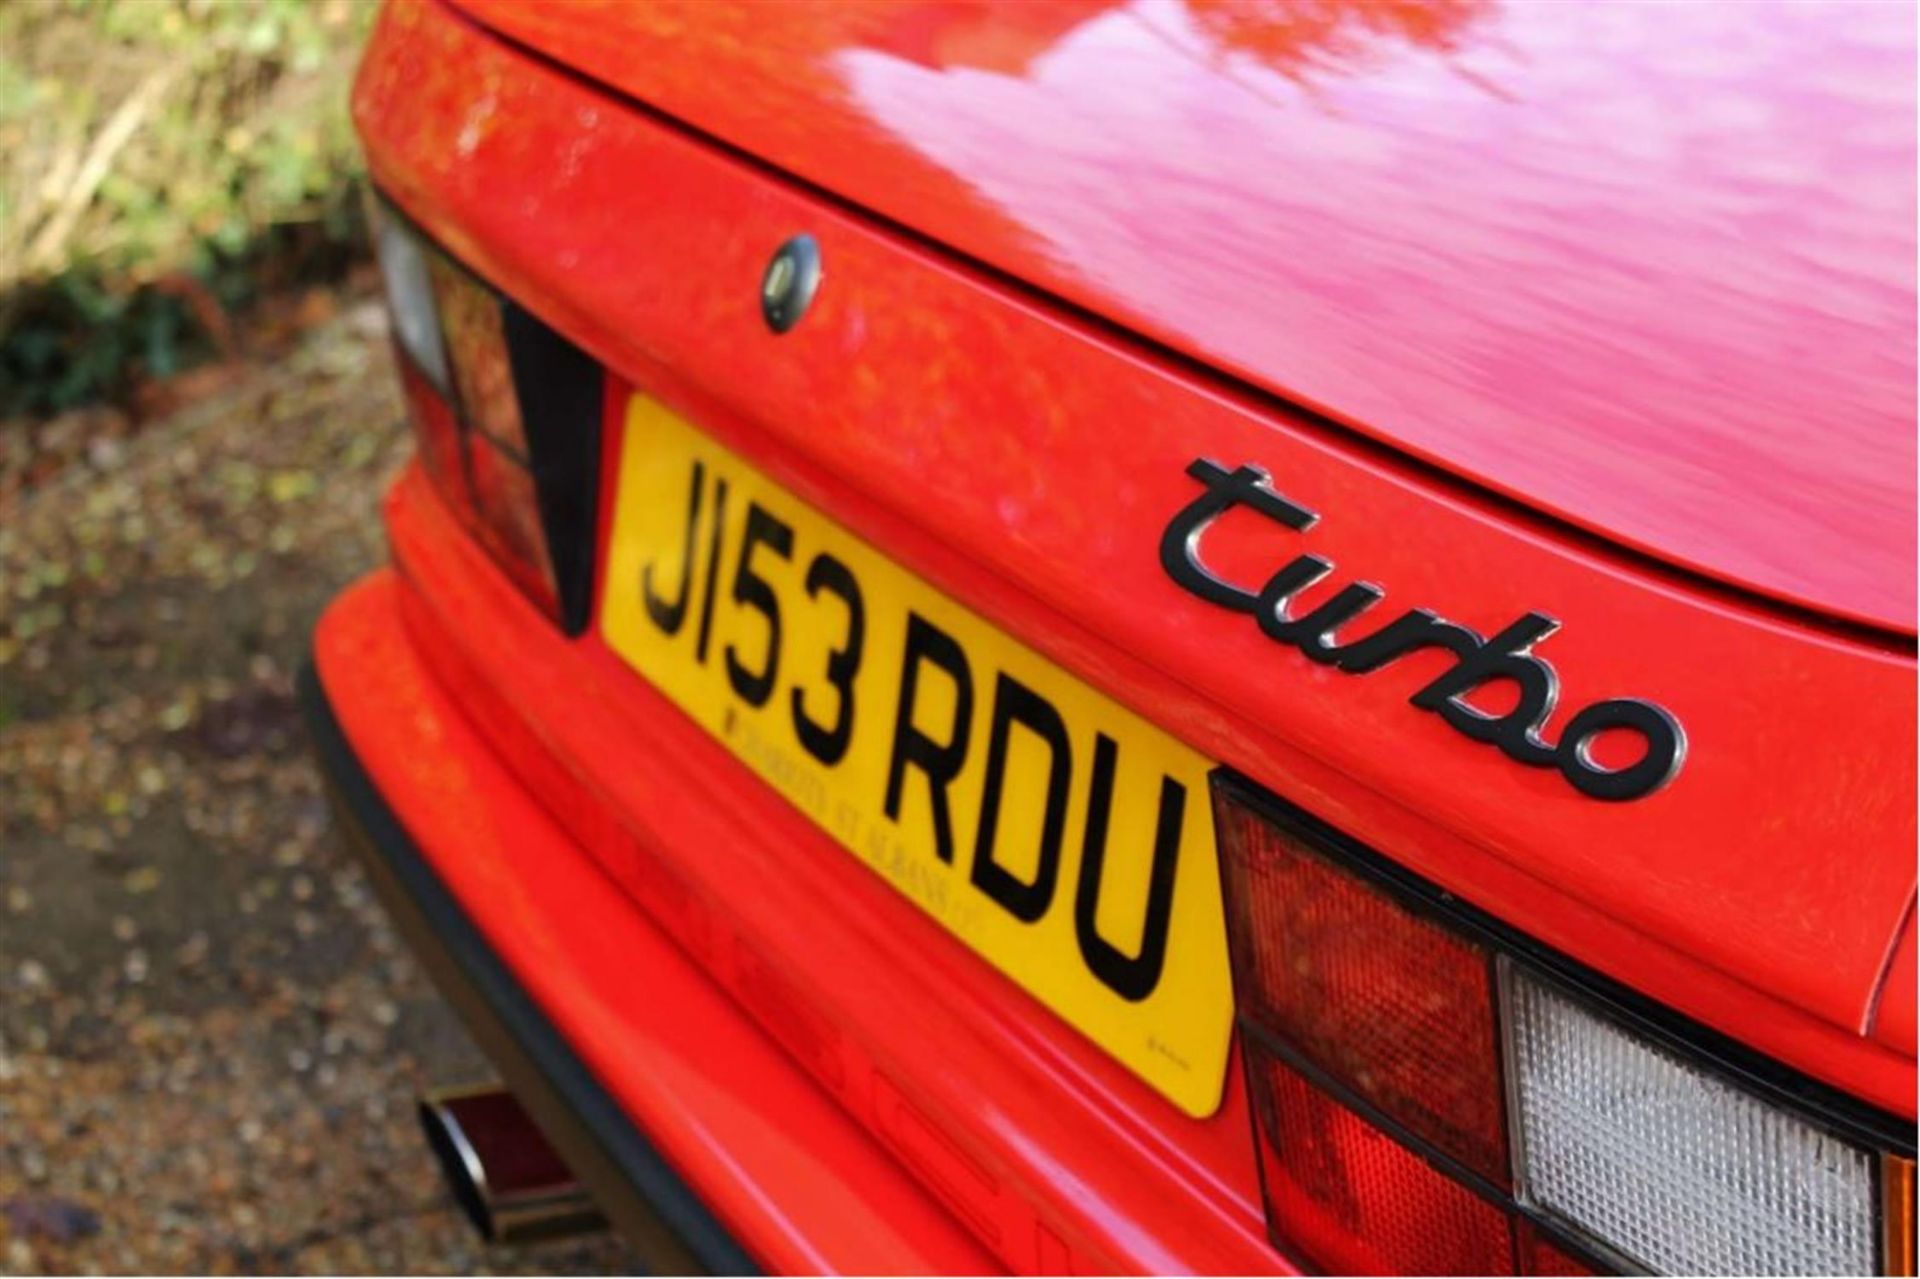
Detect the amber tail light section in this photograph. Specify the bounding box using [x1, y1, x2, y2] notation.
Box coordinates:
[1888, 1157, 1916, 1277]
[1212, 771, 1914, 1276]
[370, 192, 601, 634]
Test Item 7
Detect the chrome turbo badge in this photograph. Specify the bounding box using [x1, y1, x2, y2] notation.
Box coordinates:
[1160, 460, 1685, 801]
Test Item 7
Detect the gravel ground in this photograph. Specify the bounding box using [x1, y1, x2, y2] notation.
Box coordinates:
[0, 303, 637, 1274]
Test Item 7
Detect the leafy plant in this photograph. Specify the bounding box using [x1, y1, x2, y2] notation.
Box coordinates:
[0, 0, 375, 418]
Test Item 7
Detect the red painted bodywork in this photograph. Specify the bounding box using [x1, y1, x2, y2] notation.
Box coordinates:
[331, 0, 1916, 1271]
[315, 571, 995, 1274]
[454, 0, 1918, 637]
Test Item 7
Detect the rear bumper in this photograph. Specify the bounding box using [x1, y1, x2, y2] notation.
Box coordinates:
[300, 654, 749, 1274]
[303, 569, 998, 1275]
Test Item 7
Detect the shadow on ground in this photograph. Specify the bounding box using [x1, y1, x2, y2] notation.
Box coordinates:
[0, 300, 638, 1274]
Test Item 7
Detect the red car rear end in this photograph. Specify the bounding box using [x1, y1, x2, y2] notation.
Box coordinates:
[305, 1, 1917, 1272]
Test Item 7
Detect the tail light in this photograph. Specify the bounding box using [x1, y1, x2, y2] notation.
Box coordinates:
[368, 192, 601, 632]
[1213, 772, 1916, 1276]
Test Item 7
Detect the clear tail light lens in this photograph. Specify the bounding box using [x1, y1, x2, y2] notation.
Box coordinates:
[368, 192, 601, 633]
[370, 195, 450, 397]
[1213, 772, 1915, 1276]
[1505, 964, 1880, 1275]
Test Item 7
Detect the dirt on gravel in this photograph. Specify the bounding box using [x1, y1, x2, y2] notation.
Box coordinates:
[0, 299, 637, 1274]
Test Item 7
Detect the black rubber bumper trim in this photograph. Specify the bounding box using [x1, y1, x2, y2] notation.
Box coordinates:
[298, 659, 759, 1275]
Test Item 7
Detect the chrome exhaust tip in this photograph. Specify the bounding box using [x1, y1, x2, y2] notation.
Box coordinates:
[418, 1084, 608, 1246]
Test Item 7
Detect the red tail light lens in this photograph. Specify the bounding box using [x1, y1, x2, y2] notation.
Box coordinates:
[397, 358, 466, 505]
[465, 430, 560, 617]
[1218, 797, 1506, 1183]
[429, 251, 531, 460]
[369, 192, 601, 633]
[1254, 1052, 1516, 1276]
[422, 250, 563, 619]
[1213, 771, 1913, 1276]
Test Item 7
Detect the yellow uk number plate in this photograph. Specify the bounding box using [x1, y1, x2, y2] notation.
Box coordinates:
[601, 397, 1231, 1116]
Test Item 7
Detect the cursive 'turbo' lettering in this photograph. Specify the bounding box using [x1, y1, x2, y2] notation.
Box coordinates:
[1159, 459, 1685, 802]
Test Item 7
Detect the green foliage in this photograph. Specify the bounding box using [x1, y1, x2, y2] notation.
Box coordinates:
[0, 0, 375, 418]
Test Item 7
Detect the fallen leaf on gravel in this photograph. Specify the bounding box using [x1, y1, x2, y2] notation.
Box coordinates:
[267, 470, 318, 504]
